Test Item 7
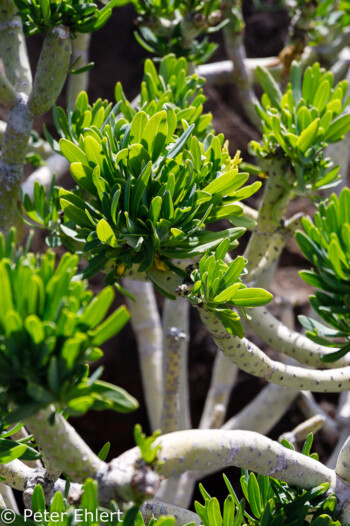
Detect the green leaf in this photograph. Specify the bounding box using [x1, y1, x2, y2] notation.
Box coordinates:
[248, 473, 262, 518]
[59, 138, 87, 164]
[97, 442, 111, 461]
[141, 110, 168, 162]
[230, 288, 273, 307]
[296, 118, 320, 153]
[324, 113, 350, 142]
[257, 66, 283, 108]
[96, 219, 118, 247]
[89, 305, 130, 346]
[92, 380, 139, 413]
[214, 284, 241, 303]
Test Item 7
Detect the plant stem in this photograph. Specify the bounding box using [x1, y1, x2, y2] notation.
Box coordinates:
[0, 0, 32, 95]
[222, 383, 298, 434]
[161, 328, 186, 434]
[153, 429, 334, 488]
[0, 460, 32, 491]
[0, 70, 17, 108]
[141, 500, 200, 526]
[246, 307, 350, 368]
[243, 159, 292, 284]
[298, 391, 339, 442]
[28, 26, 71, 115]
[67, 33, 91, 104]
[223, 1, 261, 130]
[0, 483, 19, 512]
[198, 306, 350, 392]
[162, 298, 190, 430]
[24, 407, 103, 481]
[123, 279, 163, 431]
[199, 351, 238, 429]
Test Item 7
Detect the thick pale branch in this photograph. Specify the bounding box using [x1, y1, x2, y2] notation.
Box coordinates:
[222, 383, 298, 434]
[162, 298, 191, 430]
[0, 0, 32, 95]
[199, 351, 238, 429]
[123, 279, 163, 431]
[0, 483, 19, 512]
[0, 70, 17, 108]
[24, 407, 103, 481]
[154, 430, 334, 488]
[161, 327, 186, 434]
[223, 2, 261, 130]
[67, 33, 91, 104]
[298, 392, 339, 441]
[247, 307, 350, 368]
[28, 26, 71, 116]
[0, 460, 32, 491]
[199, 307, 350, 392]
[336, 435, 350, 482]
[141, 500, 200, 526]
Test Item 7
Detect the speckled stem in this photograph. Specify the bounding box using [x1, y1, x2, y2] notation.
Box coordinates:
[161, 328, 186, 434]
[327, 392, 350, 469]
[196, 57, 282, 85]
[123, 279, 163, 431]
[279, 415, 325, 445]
[0, 483, 18, 512]
[0, 460, 32, 491]
[247, 307, 350, 368]
[246, 212, 302, 286]
[199, 351, 238, 429]
[223, 3, 261, 130]
[199, 306, 350, 392]
[153, 429, 334, 489]
[0, 93, 33, 230]
[243, 160, 291, 282]
[67, 33, 91, 104]
[298, 392, 339, 442]
[28, 26, 71, 116]
[336, 435, 350, 482]
[162, 298, 190, 430]
[0, 0, 32, 95]
[223, 383, 298, 434]
[24, 407, 103, 482]
[0, 70, 17, 108]
[141, 500, 200, 526]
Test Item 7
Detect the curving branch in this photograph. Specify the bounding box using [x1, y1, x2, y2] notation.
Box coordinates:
[24, 407, 103, 481]
[246, 307, 350, 368]
[198, 307, 350, 392]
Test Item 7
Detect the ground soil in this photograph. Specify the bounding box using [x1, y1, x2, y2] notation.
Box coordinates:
[19, 0, 344, 508]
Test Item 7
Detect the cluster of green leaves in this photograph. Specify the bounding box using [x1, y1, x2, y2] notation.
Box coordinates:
[185, 239, 273, 337]
[0, 421, 41, 465]
[23, 58, 260, 296]
[296, 187, 350, 362]
[250, 61, 350, 194]
[46, 55, 213, 147]
[14, 0, 118, 36]
[195, 435, 342, 526]
[8, 478, 178, 526]
[0, 229, 138, 422]
[133, 424, 161, 464]
[116, 0, 226, 63]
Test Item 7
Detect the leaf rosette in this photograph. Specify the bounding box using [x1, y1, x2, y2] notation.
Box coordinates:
[0, 230, 138, 421]
[297, 187, 350, 362]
